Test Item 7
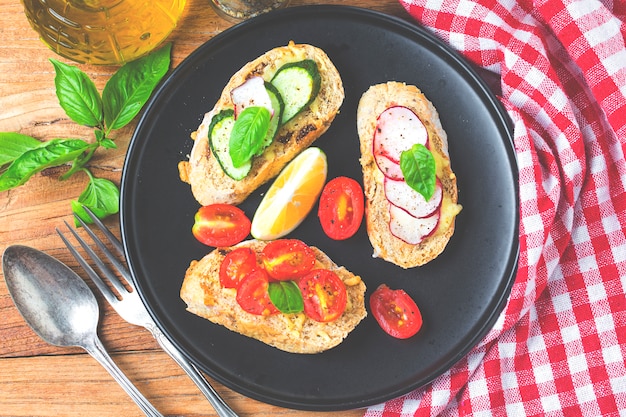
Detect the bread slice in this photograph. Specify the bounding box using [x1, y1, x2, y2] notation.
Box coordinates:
[180, 240, 367, 354]
[178, 41, 344, 206]
[357, 82, 462, 268]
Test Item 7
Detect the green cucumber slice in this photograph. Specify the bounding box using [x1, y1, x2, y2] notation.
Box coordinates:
[256, 82, 284, 154]
[208, 109, 251, 180]
[270, 59, 320, 124]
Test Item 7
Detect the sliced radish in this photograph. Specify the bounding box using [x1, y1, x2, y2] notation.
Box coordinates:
[388, 204, 439, 245]
[231, 76, 274, 119]
[375, 153, 404, 180]
[373, 106, 428, 178]
[385, 177, 442, 218]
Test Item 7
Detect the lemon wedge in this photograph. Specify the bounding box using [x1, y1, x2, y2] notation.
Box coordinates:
[251, 147, 328, 240]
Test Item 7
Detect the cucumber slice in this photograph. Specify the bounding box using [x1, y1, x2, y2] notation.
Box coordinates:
[270, 59, 320, 124]
[208, 109, 251, 180]
[256, 82, 284, 154]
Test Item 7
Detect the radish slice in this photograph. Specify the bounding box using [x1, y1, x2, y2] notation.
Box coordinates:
[373, 106, 428, 178]
[375, 154, 404, 180]
[231, 76, 274, 119]
[385, 177, 443, 218]
[388, 204, 439, 245]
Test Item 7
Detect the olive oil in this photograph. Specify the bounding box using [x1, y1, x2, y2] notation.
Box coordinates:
[21, 0, 186, 65]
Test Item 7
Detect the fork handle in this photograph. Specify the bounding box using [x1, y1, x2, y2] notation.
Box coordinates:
[149, 325, 239, 417]
[85, 336, 164, 417]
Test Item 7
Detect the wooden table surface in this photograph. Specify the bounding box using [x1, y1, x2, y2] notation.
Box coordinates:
[0, 1, 411, 416]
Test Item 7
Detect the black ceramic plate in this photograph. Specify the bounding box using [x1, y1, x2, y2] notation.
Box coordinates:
[120, 5, 519, 411]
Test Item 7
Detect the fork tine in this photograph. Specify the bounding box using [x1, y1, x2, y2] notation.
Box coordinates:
[57, 227, 121, 308]
[73, 213, 135, 291]
[61, 220, 130, 297]
[81, 206, 125, 259]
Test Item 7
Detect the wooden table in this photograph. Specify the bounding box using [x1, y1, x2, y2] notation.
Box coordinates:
[0, 0, 412, 416]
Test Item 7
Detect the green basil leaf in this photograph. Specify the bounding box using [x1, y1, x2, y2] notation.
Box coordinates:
[268, 281, 304, 314]
[0, 132, 42, 167]
[50, 59, 103, 128]
[229, 106, 271, 168]
[0, 139, 89, 191]
[400, 143, 436, 201]
[72, 176, 119, 225]
[102, 43, 171, 131]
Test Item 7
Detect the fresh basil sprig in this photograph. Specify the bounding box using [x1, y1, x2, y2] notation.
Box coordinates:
[400, 143, 436, 201]
[0, 43, 171, 223]
[229, 106, 271, 168]
[268, 280, 304, 314]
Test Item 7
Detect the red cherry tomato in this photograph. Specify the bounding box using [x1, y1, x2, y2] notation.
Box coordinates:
[236, 269, 279, 316]
[219, 247, 259, 288]
[370, 284, 422, 339]
[298, 269, 347, 322]
[261, 239, 316, 280]
[318, 176, 364, 240]
[192, 204, 251, 247]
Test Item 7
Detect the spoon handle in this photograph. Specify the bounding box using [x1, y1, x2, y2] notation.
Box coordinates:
[85, 336, 164, 417]
[149, 324, 239, 417]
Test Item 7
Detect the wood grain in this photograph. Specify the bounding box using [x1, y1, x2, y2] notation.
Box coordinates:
[0, 0, 410, 415]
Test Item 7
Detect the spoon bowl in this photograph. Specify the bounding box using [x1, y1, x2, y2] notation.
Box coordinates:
[2, 245, 163, 417]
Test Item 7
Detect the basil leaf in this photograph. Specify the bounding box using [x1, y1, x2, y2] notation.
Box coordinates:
[103, 43, 171, 131]
[400, 143, 436, 201]
[50, 59, 103, 128]
[0, 132, 41, 167]
[229, 106, 271, 168]
[0, 139, 89, 191]
[72, 175, 119, 225]
[268, 281, 304, 314]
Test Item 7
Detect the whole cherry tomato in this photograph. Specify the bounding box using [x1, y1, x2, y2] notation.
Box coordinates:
[261, 239, 316, 280]
[370, 284, 422, 339]
[192, 204, 251, 247]
[298, 269, 347, 322]
[236, 269, 279, 316]
[219, 247, 259, 288]
[318, 176, 364, 240]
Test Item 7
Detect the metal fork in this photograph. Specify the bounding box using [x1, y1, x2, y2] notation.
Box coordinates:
[57, 209, 239, 417]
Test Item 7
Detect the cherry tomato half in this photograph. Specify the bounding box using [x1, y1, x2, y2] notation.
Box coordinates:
[370, 284, 422, 339]
[261, 239, 316, 280]
[219, 247, 259, 288]
[318, 176, 364, 240]
[192, 204, 251, 247]
[298, 269, 347, 322]
[236, 269, 279, 316]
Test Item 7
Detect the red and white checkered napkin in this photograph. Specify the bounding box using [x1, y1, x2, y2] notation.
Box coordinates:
[365, 0, 626, 415]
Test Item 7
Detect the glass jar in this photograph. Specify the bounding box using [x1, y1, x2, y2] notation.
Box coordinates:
[209, 0, 288, 21]
[21, 0, 186, 65]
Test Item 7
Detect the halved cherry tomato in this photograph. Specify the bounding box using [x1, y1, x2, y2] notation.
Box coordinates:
[370, 284, 422, 339]
[219, 247, 259, 288]
[318, 176, 364, 240]
[261, 239, 316, 280]
[298, 269, 347, 322]
[192, 204, 251, 247]
[236, 269, 279, 316]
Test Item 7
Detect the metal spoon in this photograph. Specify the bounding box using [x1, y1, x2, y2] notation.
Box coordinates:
[2, 245, 163, 417]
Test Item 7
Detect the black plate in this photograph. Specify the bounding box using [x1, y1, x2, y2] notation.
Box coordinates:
[120, 5, 519, 411]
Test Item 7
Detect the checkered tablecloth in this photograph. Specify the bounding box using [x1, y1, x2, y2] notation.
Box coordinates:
[365, 0, 626, 415]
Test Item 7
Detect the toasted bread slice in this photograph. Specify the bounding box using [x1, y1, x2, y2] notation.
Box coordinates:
[178, 41, 344, 206]
[357, 82, 462, 268]
[180, 240, 367, 354]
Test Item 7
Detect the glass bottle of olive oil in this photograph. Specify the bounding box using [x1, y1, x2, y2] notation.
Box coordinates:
[21, 0, 186, 65]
